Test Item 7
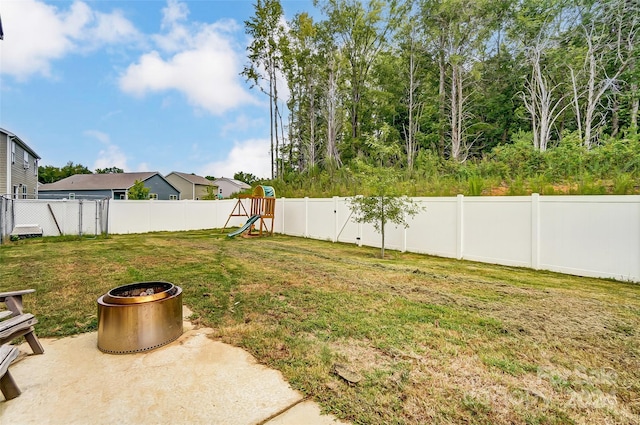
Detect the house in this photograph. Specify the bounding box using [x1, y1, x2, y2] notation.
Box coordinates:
[0, 128, 41, 199]
[39, 172, 180, 200]
[211, 177, 251, 198]
[165, 172, 217, 200]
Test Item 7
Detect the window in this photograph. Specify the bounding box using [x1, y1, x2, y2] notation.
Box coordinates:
[149, 193, 158, 200]
[22, 185, 27, 199]
[34, 159, 38, 176]
[169, 195, 178, 200]
[23, 151, 29, 169]
[13, 185, 19, 199]
[11, 141, 15, 164]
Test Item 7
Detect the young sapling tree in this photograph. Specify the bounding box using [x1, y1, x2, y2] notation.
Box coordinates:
[348, 171, 423, 258]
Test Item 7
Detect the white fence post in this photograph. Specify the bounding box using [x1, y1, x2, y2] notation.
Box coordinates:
[403, 228, 407, 253]
[531, 193, 540, 269]
[281, 197, 285, 235]
[304, 197, 309, 238]
[333, 196, 339, 243]
[456, 194, 464, 260]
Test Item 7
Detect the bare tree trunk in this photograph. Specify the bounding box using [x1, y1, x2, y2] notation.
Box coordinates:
[611, 96, 620, 137]
[632, 81, 639, 130]
[325, 59, 341, 166]
[269, 71, 275, 179]
[438, 34, 446, 157]
[309, 79, 316, 169]
[403, 28, 421, 170]
[522, 42, 567, 152]
[570, 68, 583, 141]
[450, 64, 461, 160]
[272, 63, 281, 177]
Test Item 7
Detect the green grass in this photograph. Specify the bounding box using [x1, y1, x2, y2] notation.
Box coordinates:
[1, 231, 639, 424]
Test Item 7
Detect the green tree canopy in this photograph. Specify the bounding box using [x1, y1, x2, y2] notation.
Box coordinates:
[38, 161, 92, 184]
[127, 180, 150, 200]
[95, 167, 124, 174]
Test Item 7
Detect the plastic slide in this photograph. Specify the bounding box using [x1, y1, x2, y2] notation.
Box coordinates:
[227, 215, 261, 238]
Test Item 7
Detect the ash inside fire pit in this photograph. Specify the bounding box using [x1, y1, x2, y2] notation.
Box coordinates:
[111, 283, 169, 297]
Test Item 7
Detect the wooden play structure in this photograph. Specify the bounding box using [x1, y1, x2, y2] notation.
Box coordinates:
[224, 185, 276, 237]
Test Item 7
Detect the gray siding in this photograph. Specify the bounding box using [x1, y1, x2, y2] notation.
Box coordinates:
[38, 189, 114, 199]
[142, 174, 180, 200]
[0, 133, 39, 198]
[0, 134, 7, 195]
[10, 142, 39, 198]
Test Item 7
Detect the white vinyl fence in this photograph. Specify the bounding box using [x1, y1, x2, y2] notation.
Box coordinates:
[274, 195, 640, 282]
[3, 195, 639, 282]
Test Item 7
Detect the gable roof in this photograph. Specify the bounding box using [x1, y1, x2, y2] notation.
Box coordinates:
[212, 177, 251, 189]
[0, 127, 41, 159]
[39, 172, 161, 191]
[167, 171, 215, 186]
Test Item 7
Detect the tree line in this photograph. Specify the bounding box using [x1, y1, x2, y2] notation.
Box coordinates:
[244, 0, 639, 181]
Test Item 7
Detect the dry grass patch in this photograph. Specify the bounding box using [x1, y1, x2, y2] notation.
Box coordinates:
[1, 231, 638, 424]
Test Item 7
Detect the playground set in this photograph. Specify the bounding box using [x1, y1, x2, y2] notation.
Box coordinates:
[223, 185, 276, 238]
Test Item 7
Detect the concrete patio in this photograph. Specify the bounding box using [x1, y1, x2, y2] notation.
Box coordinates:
[0, 308, 347, 425]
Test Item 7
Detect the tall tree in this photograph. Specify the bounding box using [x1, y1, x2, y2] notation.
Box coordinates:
[568, 0, 639, 147]
[421, 0, 505, 161]
[398, 16, 426, 169]
[286, 12, 322, 172]
[243, 0, 288, 179]
[317, 0, 405, 144]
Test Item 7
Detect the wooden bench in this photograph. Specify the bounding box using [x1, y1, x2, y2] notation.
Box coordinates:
[0, 345, 20, 400]
[0, 290, 44, 355]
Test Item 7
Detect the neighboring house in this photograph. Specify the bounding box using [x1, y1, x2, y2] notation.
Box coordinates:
[165, 172, 217, 200]
[39, 172, 181, 200]
[212, 177, 251, 198]
[0, 128, 41, 199]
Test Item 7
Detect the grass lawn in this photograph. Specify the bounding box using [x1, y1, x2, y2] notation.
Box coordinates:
[1, 231, 638, 424]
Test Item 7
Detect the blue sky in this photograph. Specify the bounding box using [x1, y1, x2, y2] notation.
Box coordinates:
[0, 0, 314, 179]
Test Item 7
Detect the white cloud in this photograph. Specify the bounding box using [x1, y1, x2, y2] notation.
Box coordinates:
[161, 0, 189, 30]
[118, 1, 255, 115]
[199, 138, 271, 179]
[85, 130, 129, 171]
[221, 114, 265, 137]
[0, 0, 141, 80]
[134, 162, 151, 172]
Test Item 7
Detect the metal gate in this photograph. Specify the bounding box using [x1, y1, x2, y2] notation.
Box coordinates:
[0, 196, 109, 243]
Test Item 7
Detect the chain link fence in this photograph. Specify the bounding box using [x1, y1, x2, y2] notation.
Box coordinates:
[1, 195, 109, 243]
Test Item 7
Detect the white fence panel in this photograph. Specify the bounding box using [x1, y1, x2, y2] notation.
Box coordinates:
[462, 197, 532, 267]
[336, 198, 359, 244]
[281, 199, 307, 237]
[109, 200, 246, 234]
[539, 196, 640, 281]
[406, 198, 457, 258]
[109, 201, 152, 234]
[307, 198, 336, 241]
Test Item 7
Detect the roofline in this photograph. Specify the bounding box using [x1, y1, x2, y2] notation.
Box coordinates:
[166, 171, 216, 186]
[132, 172, 181, 193]
[0, 127, 41, 159]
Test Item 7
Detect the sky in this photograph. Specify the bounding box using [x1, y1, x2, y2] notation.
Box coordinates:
[0, 0, 315, 179]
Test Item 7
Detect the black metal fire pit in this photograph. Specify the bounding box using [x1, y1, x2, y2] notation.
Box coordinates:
[97, 281, 183, 354]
